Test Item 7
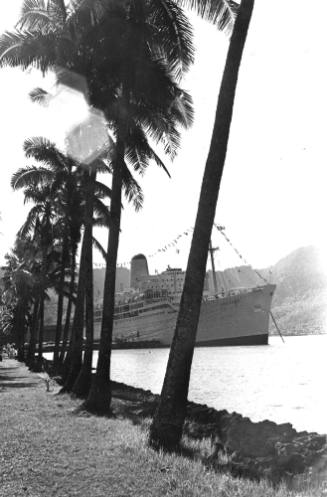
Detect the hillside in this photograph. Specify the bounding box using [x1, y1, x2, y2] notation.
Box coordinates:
[264, 246, 327, 335]
[93, 266, 130, 302]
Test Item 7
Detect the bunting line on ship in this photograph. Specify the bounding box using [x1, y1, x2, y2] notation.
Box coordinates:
[94, 224, 263, 270]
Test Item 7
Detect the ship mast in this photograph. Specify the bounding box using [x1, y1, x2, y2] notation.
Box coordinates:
[209, 240, 219, 295]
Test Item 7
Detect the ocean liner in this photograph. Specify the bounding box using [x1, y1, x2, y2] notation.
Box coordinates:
[93, 253, 276, 348]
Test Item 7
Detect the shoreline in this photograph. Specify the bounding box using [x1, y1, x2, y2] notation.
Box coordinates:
[1, 359, 326, 496]
[42, 355, 327, 486]
[35, 331, 327, 354]
[108, 379, 327, 484]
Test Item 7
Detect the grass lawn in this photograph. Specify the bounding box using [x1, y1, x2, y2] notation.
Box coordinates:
[0, 365, 326, 496]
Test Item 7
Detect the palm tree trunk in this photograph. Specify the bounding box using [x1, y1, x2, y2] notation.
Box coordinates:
[62, 230, 87, 391]
[26, 300, 39, 368]
[14, 304, 26, 362]
[72, 171, 96, 397]
[84, 139, 124, 413]
[60, 301, 74, 378]
[149, 0, 255, 451]
[59, 251, 76, 367]
[37, 297, 45, 369]
[53, 232, 69, 369]
[36, 239, 48, 370]
[61, 255, 77, 380]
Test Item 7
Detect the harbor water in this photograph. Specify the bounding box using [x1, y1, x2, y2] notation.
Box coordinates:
[92, 334, 327, 434]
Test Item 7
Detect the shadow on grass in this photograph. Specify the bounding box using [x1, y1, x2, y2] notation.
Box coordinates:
[0, 373, 39, 382]
[0, 362, 41, 390]
[0, 381, 40, 389]
[0, 367, 22, 372]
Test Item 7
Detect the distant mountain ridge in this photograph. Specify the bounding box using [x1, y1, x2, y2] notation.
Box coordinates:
[262, 246, 327, 335]
[260, 246, 327, 303]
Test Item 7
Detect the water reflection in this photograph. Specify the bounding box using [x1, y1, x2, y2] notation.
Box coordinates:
[92, 335, 327, 434]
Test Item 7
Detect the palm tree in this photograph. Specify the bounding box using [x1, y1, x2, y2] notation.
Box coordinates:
[79, 0, 237, 418]
[26, 297, 39, 368]
[83, 122, 187, 411]
[149, 0, 255, 450]
[64, 168, 98, 394]
[12, 139, 81, 365]
[58, 254, 76, 366]
[61, 194, 112, 393]
[81, 1, 196, 411]
[16, 184, 60, 368]
[71, 159, 144, 398]
[14, 137, 85, 365]
[71, 177, 95, 396]
[12, 137, 112, 382]
[1, 237, 37, 361]
[0, 1, 194, 402]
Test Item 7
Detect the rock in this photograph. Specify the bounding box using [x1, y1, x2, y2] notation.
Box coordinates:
[277, 452, 306, 473]
[221, 418, 296, 458]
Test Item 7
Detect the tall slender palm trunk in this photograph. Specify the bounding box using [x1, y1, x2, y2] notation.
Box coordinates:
[37, 297, 45, 368]
[26, 300, 39, 369]
[14, 304, 26, 362]
[149, 0, 255, 451]
[36, 240, 49, 370]
[60, 254, 77, 380]
[84, 140, 124, 413]
[59, 252, 76, 367]
[62, 232, 87, 392]
[72, 172, 96, 397]
[53, 233, 69, 369]
[60, 302, 74, 377]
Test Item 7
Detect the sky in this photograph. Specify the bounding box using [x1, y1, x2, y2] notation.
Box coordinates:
[0, 1, 327, 274]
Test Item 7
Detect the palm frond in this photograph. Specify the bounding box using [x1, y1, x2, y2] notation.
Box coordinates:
[176, 0, 238, 33]
[139, 112, 182, 160]
[68, 0, 111, 23]
[20, 0, 46, 14]
[0, 27, 75, 73]
[0, 29, 58, 72]
[18, 0, 55, 31]
[29, 87, 51, 105]
[94, 180, 112, 200]
[124, 146, 149, 176]
[150, 0, 194, 80]
[118, 56, 193, 159]
[93, 198, 111, 226]
[17, 205, 43, 239]
[122, 163, 144, 212]
[125, 125, 171, 177]
[22, 184, 52, 204]
[48, 0, 68, 22]
[11, 166, 55, 190]
[169, 89, 194, 129]
[95, 160, 111, 175]
[23, 137, 68, 170]
[92, 236, 107, 260]
[93, 216, 108, 228]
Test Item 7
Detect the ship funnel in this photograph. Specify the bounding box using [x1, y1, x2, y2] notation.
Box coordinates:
[130, 254, 149, 289]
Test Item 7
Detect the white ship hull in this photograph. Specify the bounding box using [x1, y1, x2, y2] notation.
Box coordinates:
[94, 284, 276, 348]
